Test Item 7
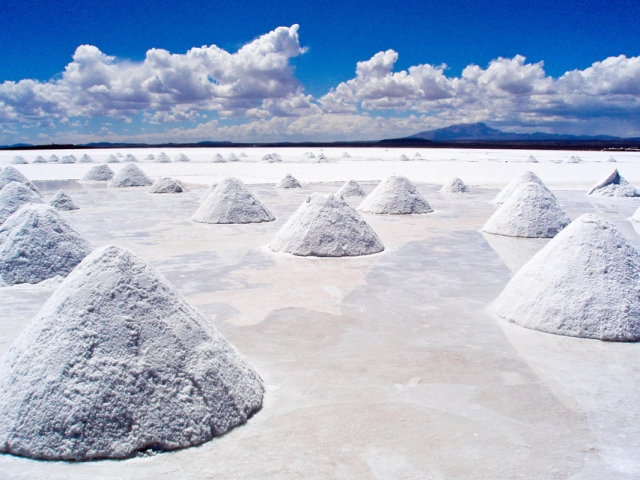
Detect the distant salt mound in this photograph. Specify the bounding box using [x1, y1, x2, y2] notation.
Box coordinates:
[228, 153, 239, 162]
[524, 155, 538, 163]
[149, 178, 187, 194]
[48, 154, 60, 163]
[398, 154, 409, 161]
[48, 190, 79, 211]
[108, 164, 152, 188]
[306, 153, 315, 159]
[11, 156, 27, 165]
[441, 177, 469, 193]
[0, 183, 44, 224]
[608, 156, 617, 162]
[270, 193, 384, 257]
[211, 153, 226, 163]
[199, 183, 218, 202]
[156, 152, 171, 163]
[0, 167, 41, 196]
[239, 152, 248, 157]
[275, 174, 301, 189]
[145, 154, 155, 162]
[0, 244, 263, 459]
[315, 153, 329, 163]
[342, 152, 351, 158]
[414, 152, 422, 158]
[192, 178, 274, 224]
[337, 180, 366, 197]
[105, 155, 120, 163]
[262, 153, 282, 163]
[124, 154, 138, 163]
[81, 164, 114, 182]
[78, 154, 93, 163]
[174, 153, 190, 163]
[60, 155, 76, 164]
[587, 169, 638, 197]
[565, 155, 582, 163]
[116, 153, 123, 158]
[493, 214, 640, 341]
[492, 171, 553, 205]
[32, 156, 47, 164]
[482, 182, 570, 238]
[358, 175, 433, 215]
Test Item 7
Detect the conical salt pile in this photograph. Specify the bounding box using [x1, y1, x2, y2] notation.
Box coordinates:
[565, 155, 582, 163]
[239, 152, 248, 157]
[174, 153, 190, 162]
[270, 193, 384, 257]
[492, 171, 553, 205]
[124, 154, 138, 163]
[116, 153, 123, 158]
[60, 155, 76, 164]
[0, 244, 263, 459]
[342, 152, 351, 158]
[11, 156, 27, 165]
[337, 180, 366, 197]
[156, 152, 171, 163]
[0, 204, 91, 285]
[398, 154, 409, 161]
[358, 175, 433, 215]
[608, 156, 617, 162]
[493, 214, 640, 341]
[48, 190, 79, 211]
[227, 153, 239, 162]
[105, 155, 120, 163]
[211, 153, 226, 163]
[81, 164, 115, 182]
[32, 156, 47, 164]
[315, 153, 328, 163]
[78, 154, 93, 163]
[587, 169, 638, 197]
[108, 164, 152, 188]
[414, 152, 422, 157]
[275, 174, 301, 189]
[482, 182, 570, 238]
[524, 155, 538, 163]
[199, 182, 219, 202]
[48, 154, 60, 163]
[262, 153, 281, 163]
[192, 178, 274, 224]
[307, 153, 315, 159]
[149, 178, 187, 194]
[145, 154, 155, 162]
[0, 166, 41, 196]
[0, 182, 43, 224]
[440, 177, 469, 193]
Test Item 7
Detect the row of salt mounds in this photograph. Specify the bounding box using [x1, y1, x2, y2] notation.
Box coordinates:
[0, 166, 41, 196]
[493, 214, 640, 341]
[79, 154, 93, 163]
[587, 169, 638, 197]
[262, 153, 282, 163]
[0, 244, 263, 460]
[358, 175, 433, 215]
[492, 171, 554, 205]
[124, 154, 138, 163]
[33, 155, 47, 164]
[337, 180, 365, 197]
[275, 174, 301, 189]
[48, 191, 79, 211]
[109, 164, 153, 187]
[524, 155, 538, 163]
[11, 156, 28, 165]
[150, 178, 187, 194]
[440, 177, 469, 193]
[270, 193, 384, 257]
[48, 154, 60, 163]
[482, 182, 570, 238]
[60, 155, 76, 164]
[81, 164, 115, 182]
[0, 205, 92, 285]
[192, 178, 275, 224]
[106, 155, 120, 163]
[174, 153, 190, 162]
[156, 152, 171, 163]
[0, 182, 43, 224]
[565, 155, 582, 163]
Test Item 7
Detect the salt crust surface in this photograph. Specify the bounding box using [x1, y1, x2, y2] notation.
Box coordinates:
[270, 193, 384, 257]
[632, 207, 640, 222]
[493, 214, 640, 341]
[482, 182, 571, 238]
[0, 204, 92, 285]
[440, 177, 469, 193]
[48, 190, 79, 211]
[492, 171, 554, 205]
[81, 164, 114, 182]
[0, 166, 41, 196]
[587, 169, 638, 197]
[275, 174, 301, 189]
[108, 164, 153, 188]
[149, 178, 187, 194]
[0, 182, 43, 224]
[358, 175, 433, 215]
[0, 245, 263, 460]
[192, 178, 275, 224]
[336, 180, 365, 197]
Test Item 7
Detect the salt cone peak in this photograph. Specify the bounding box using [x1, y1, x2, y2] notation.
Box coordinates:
[192, 178, 275, 224]
[48, 190, 79, 211]
[492, 171, 553, 205]
[0, 204, 92, 285]
[342, 152, 351, 158]
[358, 175, 433, 215]
[227, 153, 239, 162]
[105, 155, 120, 163]
[0, 182, 44, 224]
[11, 156, 27, 165]
[156, 152, 171, 163]
[78, 154, 93, 163]
[124, 154, 138, 163]
[493, 214, 640, 341]
[32, 155, 47, 164]
[81, 164, 115, 182]
[414, 152, 422, 157]
[587, 169, 638, 197]
[144, 154, 155, 162]
[239, 152, 248, 157]
[211, 153, 226, 163]
[441, 177, 469, 193]
[262, 153, 282, 163]
[0, 244, 263, 460]
[482, 181, 570, 238]
[337, 180, 366, 197]
[173, 153, 191, 162]
[60, 155, 76, 164]
[270, 193, 384, 257]
[307, 152, 315, 158]
[565, 155, 582, 163]
[48, 154, 60, 163]
[398, 154, 409, 161]
[108, 163, 153, 187]
[608, 156, 617, 162]
[275, 174, 301, 189]
[150, 178, 187, 194]
[199, 182, 219, 202]
[524, 155, 538, 163]
[0, 166, 40, 196]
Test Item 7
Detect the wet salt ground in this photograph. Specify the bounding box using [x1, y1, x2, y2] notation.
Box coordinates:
[1, 181, 640, 478]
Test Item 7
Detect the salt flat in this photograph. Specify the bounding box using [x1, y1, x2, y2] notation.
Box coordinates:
[0, 148, 639, 478]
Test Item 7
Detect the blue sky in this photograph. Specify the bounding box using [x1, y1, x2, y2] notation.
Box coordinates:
[1, 0, 639, 144]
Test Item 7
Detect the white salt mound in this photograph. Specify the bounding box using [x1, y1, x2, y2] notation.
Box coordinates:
[145, 154, 155, 162]
[524, 155, 538, 163]
[342, 152, 351, 158]
[174, 153, 190, 163]
[0, 204, 92, 285]
[493, 214, 640, 341]
[116, 153, 123, 158]
[441, 177, 469, 193]
[587, 169, 638, 197]
[60, 155, 76, 164]
[81, 164, 115, 182]
[270, 193, 384, 257]
[124, 154, 138, 163]
[315, 153, 328, 163]
[105, 155, 120, 163]
[608, 156, 617, 162]
[398, 154, 409, 161]
[414, 152, 422, 157]
[337, 180, 366, 197]
[262, 153, 282, 163]
[0, 166, 41, 197]
[307, 153, 315, 159]
[108, 164, 152, 188]
[228, 153, 239, 162]
[11, 156, 27, 165]
[48, 154, 60, 163]
[0, 244, 263, 460]
[48, 190, 79, 211]
[192, 178, 274, 224]
[78, 154, 93, 163]
[239, 152, 248, 157]
[358, 175, 433, 215]
[0, 182, 43, 224]
[32, 156, 47, 164]
[155, 152, 170, 163]
[482, 182, 570, 238]
[492, 171, 553, 205]
[211, 153, 226, 163]
[565, 155, 582, 163]
[275, 174, 301, 189]
[149, 178, 187, 194]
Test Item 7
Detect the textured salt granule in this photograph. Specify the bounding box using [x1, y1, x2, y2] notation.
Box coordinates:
[587, 169, 638, 197]
[174, 153, 191, 163]
[32, 156, 47, 164]
[124, 154, 138, 163]
[48, 190, 79, 211]
[192, 178, 274, 224]
[11, 156, 27, 165]
[108, 164, 153, 188]
[78, 154, 93, 163]
[0, 182, 44, 224]
[0, 166, 41, 197]
[482, 182, 570, 238]
[81, 164, 115, 182]
[275, 174, 301, 189]
[358, 175, 433, 215]
[105, 155, 120, 163]
[493, 214, 640, 341]
[0, 244, 263, 460]
[149, 178, 187, 194]
[156, 153, 171, 163]
[524, 155, 538, 163]
[337, 180, 366, 197]
[270, 193, 384, 257]
[440, 177, 469, 193]
[492, 171, 554, 205]
[48, 154, 60, 163]
[60, 155, 76, 164]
